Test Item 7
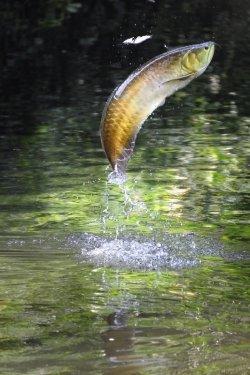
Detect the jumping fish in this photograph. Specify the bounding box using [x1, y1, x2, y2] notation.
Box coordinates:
[100, 41, 215, 177]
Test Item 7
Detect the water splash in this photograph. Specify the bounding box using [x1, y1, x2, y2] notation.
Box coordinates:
[108, 169, 127, 185]
[102, 167, 147, 238]
[95, 169, 246, 270]
[67, 232, 245, 270]
[123, 35, 152, 45]
[5, 233, 247, 271]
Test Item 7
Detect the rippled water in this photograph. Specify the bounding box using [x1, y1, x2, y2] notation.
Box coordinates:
[0, 98, 249, 373]
[0, 234, 249, 374]
[1, 2, 250, 373]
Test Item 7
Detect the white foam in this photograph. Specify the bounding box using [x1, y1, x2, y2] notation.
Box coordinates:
[69, 233, 230, 270]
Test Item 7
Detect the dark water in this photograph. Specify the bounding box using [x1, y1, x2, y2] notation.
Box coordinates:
[0, 1, 250, 374]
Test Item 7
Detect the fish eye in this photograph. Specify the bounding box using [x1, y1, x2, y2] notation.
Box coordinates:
[204, 46, 209, 50]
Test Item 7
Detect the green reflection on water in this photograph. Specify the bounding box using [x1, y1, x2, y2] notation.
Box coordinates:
[0, 103, 249, 243]
[0, 241, 249, 374]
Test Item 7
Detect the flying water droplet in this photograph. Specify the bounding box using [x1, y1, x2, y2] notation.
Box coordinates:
[123, 35, 152, 45]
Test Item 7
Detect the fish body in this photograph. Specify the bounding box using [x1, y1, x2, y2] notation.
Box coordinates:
[100, 42, 215, 174]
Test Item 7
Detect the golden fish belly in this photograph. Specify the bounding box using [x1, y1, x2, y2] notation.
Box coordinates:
[101, 71, 164, 169]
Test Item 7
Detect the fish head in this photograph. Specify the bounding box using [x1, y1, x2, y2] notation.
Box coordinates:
[180, 41, 215, 76]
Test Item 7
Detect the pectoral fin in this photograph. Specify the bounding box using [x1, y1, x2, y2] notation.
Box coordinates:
[161, 72, 195, 85]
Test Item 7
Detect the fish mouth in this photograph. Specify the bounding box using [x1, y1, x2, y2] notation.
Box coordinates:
[204, 42, 215, 66]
